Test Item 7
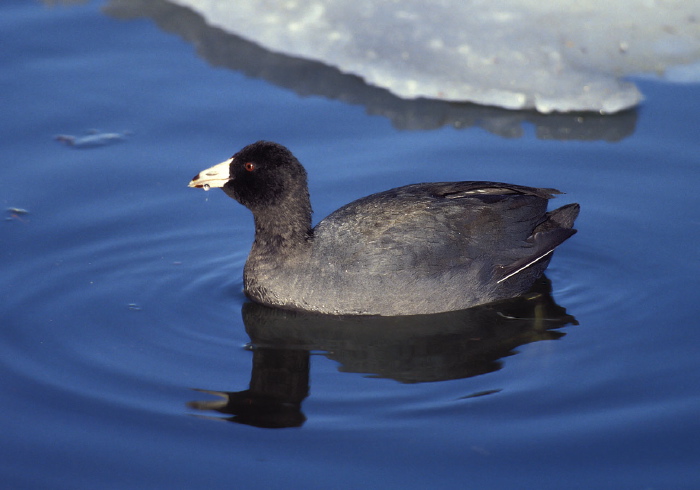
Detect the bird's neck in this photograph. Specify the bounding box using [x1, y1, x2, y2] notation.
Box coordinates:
[250, 196, 313, 258]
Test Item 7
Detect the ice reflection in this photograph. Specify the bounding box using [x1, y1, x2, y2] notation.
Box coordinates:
[103, 0, 638, 140]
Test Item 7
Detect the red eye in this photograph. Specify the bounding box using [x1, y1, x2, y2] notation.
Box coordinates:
[244, 162, 255, 172]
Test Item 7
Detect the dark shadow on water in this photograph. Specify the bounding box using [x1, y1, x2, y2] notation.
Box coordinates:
[103, 0, 637, 140]
[188, 276, 577, 428]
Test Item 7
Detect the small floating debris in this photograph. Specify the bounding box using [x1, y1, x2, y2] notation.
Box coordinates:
[54, 129, 131, 149]
[5, 207, 29, 222]
[127, 303, 142, 311]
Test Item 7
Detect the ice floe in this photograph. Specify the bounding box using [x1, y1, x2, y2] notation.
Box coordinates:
[168, 0, 700, 113]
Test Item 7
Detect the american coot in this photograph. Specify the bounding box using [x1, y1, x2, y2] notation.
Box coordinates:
[189, 141, 579, 316]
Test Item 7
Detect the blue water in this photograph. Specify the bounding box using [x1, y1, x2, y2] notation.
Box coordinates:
[2, 1, 700, 488]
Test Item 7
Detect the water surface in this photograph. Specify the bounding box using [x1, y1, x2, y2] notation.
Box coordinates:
[1, 1, 699, 488]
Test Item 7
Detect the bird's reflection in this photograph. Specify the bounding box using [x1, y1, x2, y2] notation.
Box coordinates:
[188, 276, 576, 428]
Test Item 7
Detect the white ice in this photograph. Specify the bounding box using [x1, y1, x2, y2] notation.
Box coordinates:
[170, 0, 700, 113]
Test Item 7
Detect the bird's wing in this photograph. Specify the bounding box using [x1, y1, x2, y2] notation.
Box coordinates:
[312, 182, 559, 274]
